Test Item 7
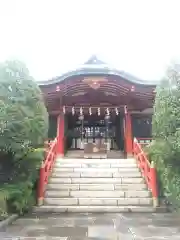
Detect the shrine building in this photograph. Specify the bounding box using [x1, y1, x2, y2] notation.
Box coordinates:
[38, 56, 157, 157]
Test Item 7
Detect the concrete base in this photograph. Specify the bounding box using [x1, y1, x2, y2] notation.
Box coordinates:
[80, 141, 84, 149]
[127, 153, 133, 158]
[153, 197, 159, 207]
[37, 198, 44, 206]
[57, 153, 64, 158]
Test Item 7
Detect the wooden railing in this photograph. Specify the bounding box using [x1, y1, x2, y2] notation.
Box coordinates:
[44, 138, 54, 148]
[44, 138, 55, 159]
[133, 138, 158, 207]
[37, 138, 57, 205]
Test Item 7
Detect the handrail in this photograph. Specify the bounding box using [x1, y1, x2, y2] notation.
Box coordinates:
[37, 137, 57, 206]
[44, 138, 54, 148]
[133, 138, 158, 207]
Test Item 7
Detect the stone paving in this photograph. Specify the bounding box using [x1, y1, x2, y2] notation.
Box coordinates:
[1, 212, 180, 239]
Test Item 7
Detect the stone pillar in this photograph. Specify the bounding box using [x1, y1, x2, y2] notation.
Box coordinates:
[124, 107, 133, 157]
[57, 114, 65, 157]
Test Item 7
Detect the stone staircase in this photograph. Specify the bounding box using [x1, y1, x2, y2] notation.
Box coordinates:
[34, 157, 156, 213]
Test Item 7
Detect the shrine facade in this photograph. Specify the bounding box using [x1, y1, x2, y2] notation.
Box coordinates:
[38, 56, 157, 157]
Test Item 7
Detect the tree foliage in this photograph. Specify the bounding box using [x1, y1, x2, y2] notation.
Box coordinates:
[147, 64, 180, 209]
[0, 60, 48, 216]
[0, 60, 48, 158]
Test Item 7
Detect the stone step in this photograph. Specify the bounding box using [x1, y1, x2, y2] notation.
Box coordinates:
[43, 197, 153, 206]
[45, 190, 150, 198]
[56, 158, 136, 164]
[49, 177, 144, 184]
[51, 172, 141, 178]
[84, 155, 107, 159]
[54, 162, 137, 168]
[33, 205, 156, 213]
[47, 183, 147, 191]
[54, 163, 138, 168]
[53, 167, 139, 172]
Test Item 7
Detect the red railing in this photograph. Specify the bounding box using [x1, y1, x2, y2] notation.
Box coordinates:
[44, 138, 54, 148]
[133, 138, 158, 207]
[136, 137, 152, 146]
[37, 138, 57, 205]
[44, 138, 55, 159]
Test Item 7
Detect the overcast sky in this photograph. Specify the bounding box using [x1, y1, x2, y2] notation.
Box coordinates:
[0, 0, 180, 81]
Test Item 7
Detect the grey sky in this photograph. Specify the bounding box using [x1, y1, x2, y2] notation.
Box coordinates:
[0, 0, 179, 81]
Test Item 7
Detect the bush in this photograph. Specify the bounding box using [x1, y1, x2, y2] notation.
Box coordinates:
[146, 141, 180, 209]
[0, 148, 45, 215]
[0, 189, 8, 220]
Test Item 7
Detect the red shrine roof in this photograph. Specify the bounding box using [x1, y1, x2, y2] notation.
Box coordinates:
[38, 55, 158, 87]
[38, 56, 157, 113]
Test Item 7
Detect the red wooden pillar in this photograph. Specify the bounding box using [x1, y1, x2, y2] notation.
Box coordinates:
[57, 114, 65, 157]
[124, 106, 133, 157]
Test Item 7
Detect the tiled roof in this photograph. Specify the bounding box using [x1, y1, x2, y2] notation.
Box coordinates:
[38, 55, 158, 86]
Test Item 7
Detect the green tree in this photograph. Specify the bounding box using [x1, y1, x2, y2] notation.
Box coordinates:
[147, 64, 180, 209]
[0, 60, 48, 158]
[0, 60, 48, 215]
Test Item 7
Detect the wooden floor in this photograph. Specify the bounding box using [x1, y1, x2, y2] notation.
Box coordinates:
[65, 150, 125, 159]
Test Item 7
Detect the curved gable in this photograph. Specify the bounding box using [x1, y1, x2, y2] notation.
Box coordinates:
[38, 55, 158, 87]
